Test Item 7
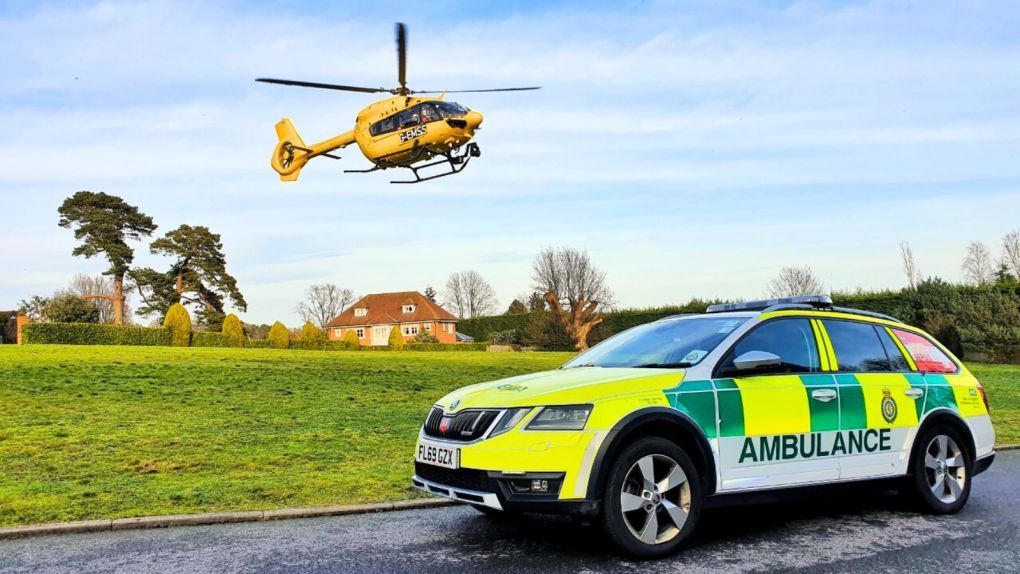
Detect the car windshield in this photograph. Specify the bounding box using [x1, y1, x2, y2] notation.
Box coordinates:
[437, 101, 468, 118]
[562, 317, 747, 369]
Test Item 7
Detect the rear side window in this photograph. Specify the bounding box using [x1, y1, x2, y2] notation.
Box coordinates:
[719, 318, 819, 374]
[822, 320, 891, 372]
[875, 327, 912, 371]
[891, 329, 958, 373]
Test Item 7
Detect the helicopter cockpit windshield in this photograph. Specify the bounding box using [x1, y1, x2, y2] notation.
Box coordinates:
[436, 101, 468, 118]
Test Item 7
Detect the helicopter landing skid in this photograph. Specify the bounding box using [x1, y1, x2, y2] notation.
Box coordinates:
[390, 143, 480, 184]
[344, 143, 481, 184]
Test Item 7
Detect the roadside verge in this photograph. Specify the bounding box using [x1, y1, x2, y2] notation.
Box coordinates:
[0, 498, 455, 541]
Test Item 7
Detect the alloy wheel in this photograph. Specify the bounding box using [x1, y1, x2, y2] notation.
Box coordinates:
[620, 454, 691, 545]
[924, 434, 967, 504]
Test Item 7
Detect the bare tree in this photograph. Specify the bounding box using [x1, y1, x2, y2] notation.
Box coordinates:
[899, 242, 922, 289]
[443, 270, 498, 319]
[1003, 230, 1020, 280]
[767, 266, 825, 298]
[961, 241, 994, 286]
[532, 247, 613, 351]
[68, 274, 129, 324]
[296, 284, 355, 329]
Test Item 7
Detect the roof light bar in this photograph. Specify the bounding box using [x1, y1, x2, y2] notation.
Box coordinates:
[706, 295, 833, 314]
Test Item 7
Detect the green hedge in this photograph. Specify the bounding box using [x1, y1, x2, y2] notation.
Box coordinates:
[405, 342, 487, 352]
[191, 331, 231, 348]
[22, 323, 171, 346]
[459, 284, 1020, 359]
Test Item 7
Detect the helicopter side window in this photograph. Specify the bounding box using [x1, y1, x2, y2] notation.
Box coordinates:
[398, 108, 421, 129]
[370, 114, 399, 137]
[419, 103, 442, 124]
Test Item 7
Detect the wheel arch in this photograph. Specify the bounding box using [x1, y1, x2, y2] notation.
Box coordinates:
[907, 408, 977, 473]
[586, 407, 717, 499]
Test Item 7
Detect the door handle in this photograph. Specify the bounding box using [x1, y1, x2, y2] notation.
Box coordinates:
[904, 388, 925, 400]
[811, 389, 837, 402]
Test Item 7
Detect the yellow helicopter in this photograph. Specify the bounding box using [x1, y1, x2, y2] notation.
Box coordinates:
[257, 23, 539, 184]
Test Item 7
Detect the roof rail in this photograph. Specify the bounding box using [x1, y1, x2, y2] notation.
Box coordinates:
[830, 306, 902, 323]
[705, 296, 903, 323]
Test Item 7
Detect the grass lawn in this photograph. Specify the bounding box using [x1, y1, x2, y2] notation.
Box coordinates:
[0, 346, 1016, 527]
[969, 363, 1020, 445]
[0, 345, 573, 527]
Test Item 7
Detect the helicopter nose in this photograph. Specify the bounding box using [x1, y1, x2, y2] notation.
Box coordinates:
[466, 110, 483, 130]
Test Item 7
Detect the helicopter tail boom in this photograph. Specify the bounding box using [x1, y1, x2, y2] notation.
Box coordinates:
[270, 118, 355, 181]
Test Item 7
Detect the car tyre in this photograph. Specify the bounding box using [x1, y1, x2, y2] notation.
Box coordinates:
[600, 436, 702, 559]
[909, 424, 972, 514]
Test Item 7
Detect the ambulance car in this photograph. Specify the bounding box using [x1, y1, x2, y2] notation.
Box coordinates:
[413, 296, 995, 558]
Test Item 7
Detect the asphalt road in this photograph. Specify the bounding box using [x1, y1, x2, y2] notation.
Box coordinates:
[2, 450, 1017, 574]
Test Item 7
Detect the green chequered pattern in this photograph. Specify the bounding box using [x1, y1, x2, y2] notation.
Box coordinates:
[835, 374, 868, 430]
[714, 379, 745, 437]
[923, 374, 958, 413]
[801, 374, 839, 432]
[664, 380, 717, 439]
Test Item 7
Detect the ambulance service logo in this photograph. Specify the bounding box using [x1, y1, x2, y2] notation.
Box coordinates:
[881, 388, 898, 423]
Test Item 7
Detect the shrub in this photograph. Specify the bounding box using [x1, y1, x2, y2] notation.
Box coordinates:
[412, 330, 440, 344]
[267, 321, 289, 349]
[162, 303, 192, 347]
[22, 323, 171, 346]
[488, 329, 520, 345]
[44, 295, 100, 324]
[300, 322, 324, 349]
[222, 314, 244, 347]
[191, 331, 230, 347]
[246, 339, 272, 349]
[343, 329, 361, 349]
[387, 325, 404, 349]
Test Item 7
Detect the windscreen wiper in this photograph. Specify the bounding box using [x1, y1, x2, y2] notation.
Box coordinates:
[631, 362, 693, 369]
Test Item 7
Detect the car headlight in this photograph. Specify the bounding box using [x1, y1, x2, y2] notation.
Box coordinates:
[526, 405, 593, 431]
[489, 408, 531, 437]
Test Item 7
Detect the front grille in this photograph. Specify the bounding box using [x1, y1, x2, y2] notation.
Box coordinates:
[415, 462, 490, 491]
[422, 407, 500, 442]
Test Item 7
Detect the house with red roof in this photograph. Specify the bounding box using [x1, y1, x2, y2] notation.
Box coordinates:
[325, 291, 459, 346]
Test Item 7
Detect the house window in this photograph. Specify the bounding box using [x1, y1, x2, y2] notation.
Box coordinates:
[354, 308, 367, 317]
[424, 323, 432, 332]
[403, 325, 419, 335]
[333, 329, 341, 338]
[355, 328, 365, 338]
[402, 304, 416, 314]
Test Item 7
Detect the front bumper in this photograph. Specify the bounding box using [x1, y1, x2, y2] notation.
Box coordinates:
[412, 464, 600, 516]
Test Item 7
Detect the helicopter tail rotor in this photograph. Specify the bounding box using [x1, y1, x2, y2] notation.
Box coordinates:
[271, 118, 308, 181]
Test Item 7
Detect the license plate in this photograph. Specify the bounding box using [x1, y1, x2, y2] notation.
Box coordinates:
[416, 440, 459, 470]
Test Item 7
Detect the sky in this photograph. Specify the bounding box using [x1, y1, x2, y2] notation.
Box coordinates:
[2, 0, 1019, 325]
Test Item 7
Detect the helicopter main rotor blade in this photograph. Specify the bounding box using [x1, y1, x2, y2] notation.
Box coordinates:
[409, 87, 542, 93]
[256, 78, 391, 94]
[396, 22, 408, 92]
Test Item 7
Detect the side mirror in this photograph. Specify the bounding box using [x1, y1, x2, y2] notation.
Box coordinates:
[732, 350, 782, 372]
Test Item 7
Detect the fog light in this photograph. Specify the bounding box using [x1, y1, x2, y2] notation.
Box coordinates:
[531, 479, 548, 493]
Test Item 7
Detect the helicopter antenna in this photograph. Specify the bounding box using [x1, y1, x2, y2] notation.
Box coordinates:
[396, 22, 408, 96]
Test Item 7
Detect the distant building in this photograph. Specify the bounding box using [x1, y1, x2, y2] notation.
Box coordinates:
[456, 332, 475, 343]
[325, 291, 458, 346]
